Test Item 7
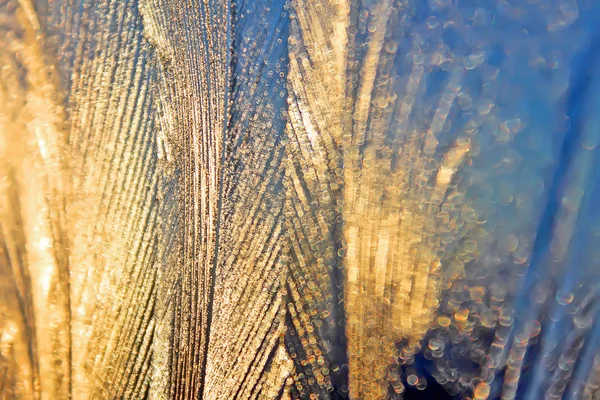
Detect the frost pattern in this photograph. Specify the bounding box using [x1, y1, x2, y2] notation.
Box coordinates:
[1, 0, 600, 399]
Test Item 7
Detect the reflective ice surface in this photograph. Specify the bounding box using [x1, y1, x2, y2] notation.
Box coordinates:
[1, 0, 600, 399]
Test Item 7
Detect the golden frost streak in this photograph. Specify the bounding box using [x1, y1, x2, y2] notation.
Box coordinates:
[140, 0, 229, 396]
[284, 0, 349, 396]
[285, 0, 471, 397]
[341, 2, 474, 397]
[67, 1, 161, 396]
[0, 2, 70, 397]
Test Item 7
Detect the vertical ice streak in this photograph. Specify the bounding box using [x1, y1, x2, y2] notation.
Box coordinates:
[0, 1, 71, 397]
[1, 0, 174, 397]
[342, 1, 468, 395]
[284, 0, 350, 397]
[139, 2, 231, 395]
[284, 0, 474, 395]
[141, 0, 292, 397]
[65, 0, 164, 398]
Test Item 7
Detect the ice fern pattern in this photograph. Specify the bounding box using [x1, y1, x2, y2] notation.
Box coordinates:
[1, 0, 600, 399]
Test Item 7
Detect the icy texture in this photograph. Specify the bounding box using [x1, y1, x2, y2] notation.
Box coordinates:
[1, 0, 600, 399]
